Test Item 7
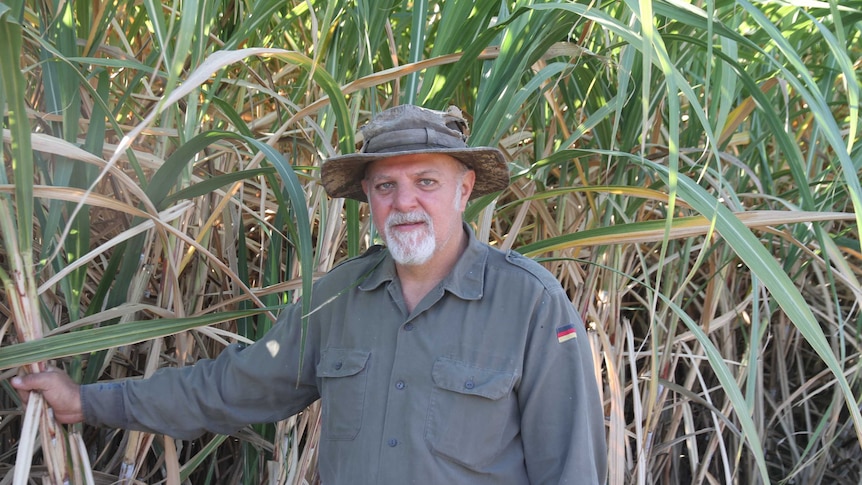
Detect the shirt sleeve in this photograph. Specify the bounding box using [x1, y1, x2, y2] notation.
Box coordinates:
[80, 303, 320, 440]
[518, 286, 607, 484]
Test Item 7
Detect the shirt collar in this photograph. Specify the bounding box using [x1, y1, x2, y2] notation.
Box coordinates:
[358, 222, 486, 301]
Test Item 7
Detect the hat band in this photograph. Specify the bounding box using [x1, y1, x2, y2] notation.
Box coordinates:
[362, 128, 467, 154]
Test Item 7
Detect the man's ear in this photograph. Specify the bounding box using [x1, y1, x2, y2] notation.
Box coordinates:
[361, 179, 369, 199]
[459, 169, 476, 210]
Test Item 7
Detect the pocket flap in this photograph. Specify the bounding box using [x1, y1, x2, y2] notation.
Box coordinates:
[431, 358, 515, 400]
[317, 349, 371, 378]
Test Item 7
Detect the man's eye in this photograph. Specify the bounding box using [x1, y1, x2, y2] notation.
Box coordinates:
[376, 182, 394, 191]
[418, 179, 436, 186]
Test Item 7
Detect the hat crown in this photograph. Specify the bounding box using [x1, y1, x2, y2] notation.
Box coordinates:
[358, 105, 470, 155]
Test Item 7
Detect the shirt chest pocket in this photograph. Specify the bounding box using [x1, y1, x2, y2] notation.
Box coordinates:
[425, 357, 518, 469]
[317, 349, 371, 441]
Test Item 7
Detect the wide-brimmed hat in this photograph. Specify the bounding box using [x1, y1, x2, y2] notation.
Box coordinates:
[321, 105, 509, 202]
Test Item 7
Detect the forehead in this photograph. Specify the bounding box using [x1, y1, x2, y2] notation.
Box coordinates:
[365, 153, 463, 179]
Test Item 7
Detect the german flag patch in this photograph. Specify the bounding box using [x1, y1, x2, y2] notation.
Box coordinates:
[556, 324, 577, 343]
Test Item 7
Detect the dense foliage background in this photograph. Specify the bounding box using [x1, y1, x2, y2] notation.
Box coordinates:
[1, 0, 860, 483]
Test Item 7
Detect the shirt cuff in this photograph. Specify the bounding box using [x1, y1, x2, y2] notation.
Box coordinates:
[80, 381, 128, 429]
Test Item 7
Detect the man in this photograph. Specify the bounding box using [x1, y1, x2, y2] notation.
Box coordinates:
[14, 105, 607, 484]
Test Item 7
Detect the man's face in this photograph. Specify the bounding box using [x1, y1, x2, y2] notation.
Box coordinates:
[362, 153, 475, 266]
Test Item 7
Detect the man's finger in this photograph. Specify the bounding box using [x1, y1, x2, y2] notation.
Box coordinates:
[10, 376, 33, 404]
[11, 374, 44, 391]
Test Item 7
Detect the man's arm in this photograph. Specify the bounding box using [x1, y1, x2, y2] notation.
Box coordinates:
[519, 287, 607, 484]
[14, 304, 320, 440]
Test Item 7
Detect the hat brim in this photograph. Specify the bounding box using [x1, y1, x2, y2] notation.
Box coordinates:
[321, 147, 509, 202]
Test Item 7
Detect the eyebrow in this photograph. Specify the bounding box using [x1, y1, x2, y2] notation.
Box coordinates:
[367, 168, 442, 182]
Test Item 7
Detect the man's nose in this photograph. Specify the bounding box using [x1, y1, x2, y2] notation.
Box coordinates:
[392, 184, 419, 211]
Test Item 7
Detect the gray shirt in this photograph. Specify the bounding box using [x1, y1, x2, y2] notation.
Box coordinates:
[82, 225, 607, 484]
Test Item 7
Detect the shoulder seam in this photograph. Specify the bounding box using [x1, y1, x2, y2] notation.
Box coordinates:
[499, 250, 564, 294]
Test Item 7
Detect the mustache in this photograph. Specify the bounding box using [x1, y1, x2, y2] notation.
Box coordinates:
[385, 210, 432, 230]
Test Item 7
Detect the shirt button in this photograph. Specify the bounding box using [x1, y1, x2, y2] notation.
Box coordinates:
[334, 361, 343, 370]
[395, 380, 406, 390]
[465, 380, 475, 390]
[404, 323, 414, 331]
[388, 438, 398, 447]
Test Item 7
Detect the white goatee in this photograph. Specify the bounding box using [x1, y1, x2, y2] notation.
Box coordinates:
[384, 210, 436, 265]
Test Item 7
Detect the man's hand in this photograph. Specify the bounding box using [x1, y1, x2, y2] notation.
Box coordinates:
[11, 368, 84, 424]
